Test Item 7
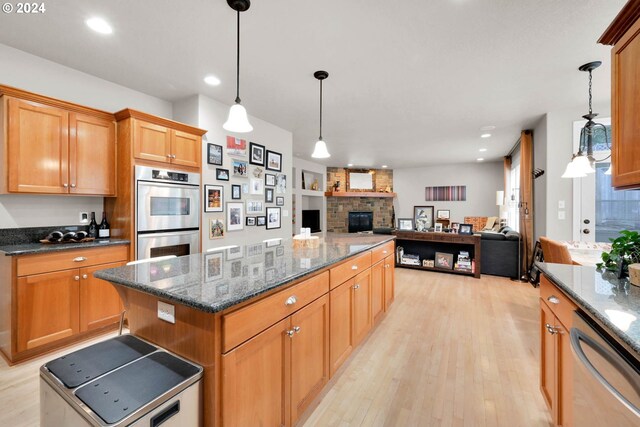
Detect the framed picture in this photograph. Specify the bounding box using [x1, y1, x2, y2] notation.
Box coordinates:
[204, 185, 223, 212]
[397, 218, 414, 231]
[256, 216, 266, 226]
[207, 143, 223, 166]
[246, 216, 256, 226]
[232, 160, 248, 177]
[435, 252, 454, 270]
[276, 174, 287, 194]
[252, 166, 264, 178]
[458, 223, 473, 235]
[226, 136, 247, 157]
[242, 183, 249, 194]
[266, 150, 282, 172]
[276, 196, 285, 206]
[434, 223, 443, 232]
[246, 200, 264, 215]
[250, 177, 264, 194]
[249, 142, 265, 166]
[265, 173, 276, 186]
[450, 222, 460, 233]
[265, 188, 274, 203]
[205, 252, 223, 282]
[227, 202, 244, 231]
[227, 245, 243, 260]
[231, 184, 241, 200]
[266, 207, 281, 230]
[209, 217, 224, 239]
[216, 168, 229, 181]
[413, 205, 434, 232]
[437, 209, 451, 220]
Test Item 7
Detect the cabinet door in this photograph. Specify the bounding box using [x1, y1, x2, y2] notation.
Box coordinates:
[611, 19, 640, 189]
[69, 113, 116, 195]
[7, 98, 69, 193]
[171, 130, 200, 168]
[290, 294, 329, 424]
[352, 269, 372, 347]
[16, 269, 79, 352]
[383, 254, 395, 311]
[556, 321, 573, 427]
[222, 318, 291, 427]
[133, 120, 171, 164]
[329, 278, 354, 376]
[370, 260, 385, 324]
[540, 300, 557, 421]
[79, 262, 124, 332]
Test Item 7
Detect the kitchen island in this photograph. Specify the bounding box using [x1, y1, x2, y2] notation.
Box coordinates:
[94, 233, 396, 427]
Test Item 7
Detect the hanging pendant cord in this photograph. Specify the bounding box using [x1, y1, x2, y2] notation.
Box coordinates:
[235, 10, 241, 104]
[319, 79, 323, 140]
[588, 69, 592, 115]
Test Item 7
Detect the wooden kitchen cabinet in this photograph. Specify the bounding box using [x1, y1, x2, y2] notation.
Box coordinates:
[599, 1, 640, 189]
[371, 260, 385, 324]
[79, 262, 125, 332]
[329, 277, 354, 376]
[352, 269, 372, 347]
[384, 254, 395, 310]
[1, 87, 116, 196]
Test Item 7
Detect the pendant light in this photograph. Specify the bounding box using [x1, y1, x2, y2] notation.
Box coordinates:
[562, 61, 610, 178]
[311, 70, 330, 158]
[223, 0, 253, 133]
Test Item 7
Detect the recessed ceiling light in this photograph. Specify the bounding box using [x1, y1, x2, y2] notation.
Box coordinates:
[381, 165, 388, 168]
[479, 148, 487, 152]
[347, 163, 353, 167]
[480, 125, 496, 131]
[86, 17, 113, 34]
[477, 158, 484, 161]
[204, 75, 221, 86]
[480, 133, 491, 138]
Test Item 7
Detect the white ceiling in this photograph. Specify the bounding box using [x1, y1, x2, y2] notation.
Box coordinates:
[0, 0, 626, 168]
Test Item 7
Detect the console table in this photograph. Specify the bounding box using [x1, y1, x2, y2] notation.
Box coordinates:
[393, 231, 481, 278]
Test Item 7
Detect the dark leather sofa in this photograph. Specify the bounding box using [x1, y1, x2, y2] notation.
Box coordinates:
[480, 227, 520, 278]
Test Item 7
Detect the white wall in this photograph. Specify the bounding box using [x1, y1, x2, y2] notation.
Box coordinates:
[0, 44, 173, 228]
[292, 157, 327, 235]
[533, 115, 547, 242]
[196, 95, 293, 249]
[393, 161, 503, 225]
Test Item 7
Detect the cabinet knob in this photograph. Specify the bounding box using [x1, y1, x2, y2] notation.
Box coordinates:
[63, 183, 69, 188]
[74, 275, 80, 281]
[171, 154, 177, 159]
[353, 284, 360, 290]
[70, 184, 76, 188]
[166, 154, 172, 158]
[82, 274, 88, 279]
[383, 250, 388, 254]
[285, 295, 297, 306]
[547, 296, 560, 305]
[545, 323, 557, 335]
[73, 257, 87, 262]
[286, 330, 295, 338]
[293, 326, 301, 334]
[351, 265, 358, 270]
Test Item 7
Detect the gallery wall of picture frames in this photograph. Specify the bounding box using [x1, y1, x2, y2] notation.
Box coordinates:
[204, 135, 288, 240]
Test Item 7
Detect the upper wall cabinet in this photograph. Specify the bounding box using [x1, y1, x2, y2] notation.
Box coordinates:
[0, 86, 116, 196]
[599, 1, 640, 189]
[115, 109, 205, 170]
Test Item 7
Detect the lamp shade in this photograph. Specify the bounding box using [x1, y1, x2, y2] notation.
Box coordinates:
[573, 155, 595, 174]
[311, 139, 330, 158]
[223, 103, 253, 133]
[561, 160, 587, 178]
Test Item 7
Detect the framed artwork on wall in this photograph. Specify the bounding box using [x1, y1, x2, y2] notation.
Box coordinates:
[227, 202, 244, 231]
[276, 196, 284, 206]
[436, 209, 451, 220]
[265, 173, 276, 186]
[232, 160, 248, 177]
[265, 188, 274, 203]
[216, 168, 229, 181]
[209, 217, 224, 239]
[250, 177, 264, 194]
[231, 184, 241, 200]
[413, 206, 434, 231]
[246, 200, 264, 215]
[226, 136, 247, 157]
[256, 216, 266, 226]
[249, 142, 265, 166]
[207, 143, 223, 166]
[266, 207, 281, 230]
[246, 217, 256, 226]
[204, 185, 223, 212]
[266, 150, 282, 172]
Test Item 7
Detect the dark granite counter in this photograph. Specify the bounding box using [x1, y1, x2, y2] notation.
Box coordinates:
[94, 233, 394, 313]
[0, 239, 130, 256]
[537, 262, 640, 357]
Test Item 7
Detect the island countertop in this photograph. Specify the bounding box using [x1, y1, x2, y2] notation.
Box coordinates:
[94, 233, 395, 313]
[537, 262, 640, 357]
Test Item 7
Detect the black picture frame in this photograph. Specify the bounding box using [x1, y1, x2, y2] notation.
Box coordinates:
[266, 207, 281, 229]
[207, 143, 223, 166]
[413, 205, 434, 232]
[458, 223, 473, 235]
[249, 142, 266, 166]
[266, 150, 282, 172]
[265, 188, 274, 203]
[231, 184, 241, 200]
[435, 252, 454, 270]
[397, 218, 414, 231]
[256, 216, 266, 226]
[265, 173, 276, 186]
[246, 216, 256, 226]
[216, 168, 229, 181]
[276, 196, 285, 206]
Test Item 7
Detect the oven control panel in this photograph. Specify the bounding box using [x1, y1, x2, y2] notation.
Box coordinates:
[152, 169, 189, 182]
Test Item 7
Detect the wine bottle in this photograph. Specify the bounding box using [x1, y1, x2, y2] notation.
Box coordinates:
[98, 211, 110, 238]
[88, 212, 98, 238]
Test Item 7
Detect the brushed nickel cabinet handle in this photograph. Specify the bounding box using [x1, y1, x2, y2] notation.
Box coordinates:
[547, 296, 560, 305]
[285, 296, 297, 306]
[545, 323, 557, 335]
[286, 330, 295, 337]
[383, 250, 388, 254]
[73, 257, 87, 262]
[293, 326, 301, 334]
[353, 284, 360, 290]
[63, 183, 68, 188]
[74, 275, 80, 281]
[82, 274, 88, 279]
[70, 184, 76, 188]
[351, 265, 358, 270]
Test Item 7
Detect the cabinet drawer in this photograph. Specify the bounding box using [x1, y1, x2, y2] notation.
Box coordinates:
[371, 241, 394, 264]
[330, 252, 372, 289]
[223, 271, 329, 352]
[540, 275, 577, 327]
[17, 245, 128, 277]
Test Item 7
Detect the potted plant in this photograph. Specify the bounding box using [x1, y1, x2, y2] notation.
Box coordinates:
[596, 230, 640, 278]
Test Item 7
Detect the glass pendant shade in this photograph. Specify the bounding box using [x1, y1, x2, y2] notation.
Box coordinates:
[311, 139, 330, 158]
[223, 103, 253, 133]
[573, 155, 595, 174]
[561, 159, 587, 178]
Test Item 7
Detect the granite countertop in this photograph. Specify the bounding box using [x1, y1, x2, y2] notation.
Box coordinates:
[0, 239, 130, 256]
[537, 262, 640, 357]
[94, 233, 395, 313]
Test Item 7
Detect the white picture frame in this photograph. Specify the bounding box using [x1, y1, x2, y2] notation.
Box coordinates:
[250, 177, 264, 195]
[246, 200, 264, 215]
[226, 202, 244, 231]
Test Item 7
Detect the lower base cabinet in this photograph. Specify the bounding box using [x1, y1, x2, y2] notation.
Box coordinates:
[79, 262, 125, 331]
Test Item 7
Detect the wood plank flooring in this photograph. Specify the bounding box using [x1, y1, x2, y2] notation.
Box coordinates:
[0, 269, 552, 427]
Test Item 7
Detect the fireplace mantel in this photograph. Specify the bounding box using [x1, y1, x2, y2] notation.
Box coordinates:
[324, 191, 396, 198]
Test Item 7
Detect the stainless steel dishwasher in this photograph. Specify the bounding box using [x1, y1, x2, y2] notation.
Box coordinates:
[571, 311, 640, 426]
[40, 335, 202, 427]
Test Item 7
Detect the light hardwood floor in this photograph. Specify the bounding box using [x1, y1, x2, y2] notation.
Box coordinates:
[0, 269, 552, 427]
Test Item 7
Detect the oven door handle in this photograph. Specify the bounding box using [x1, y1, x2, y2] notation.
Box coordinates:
[570, 327, 640, 417]
[137, 229, 200, 238]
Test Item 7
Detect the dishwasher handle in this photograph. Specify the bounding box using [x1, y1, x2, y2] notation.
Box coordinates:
[570, 327, 640, 417]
